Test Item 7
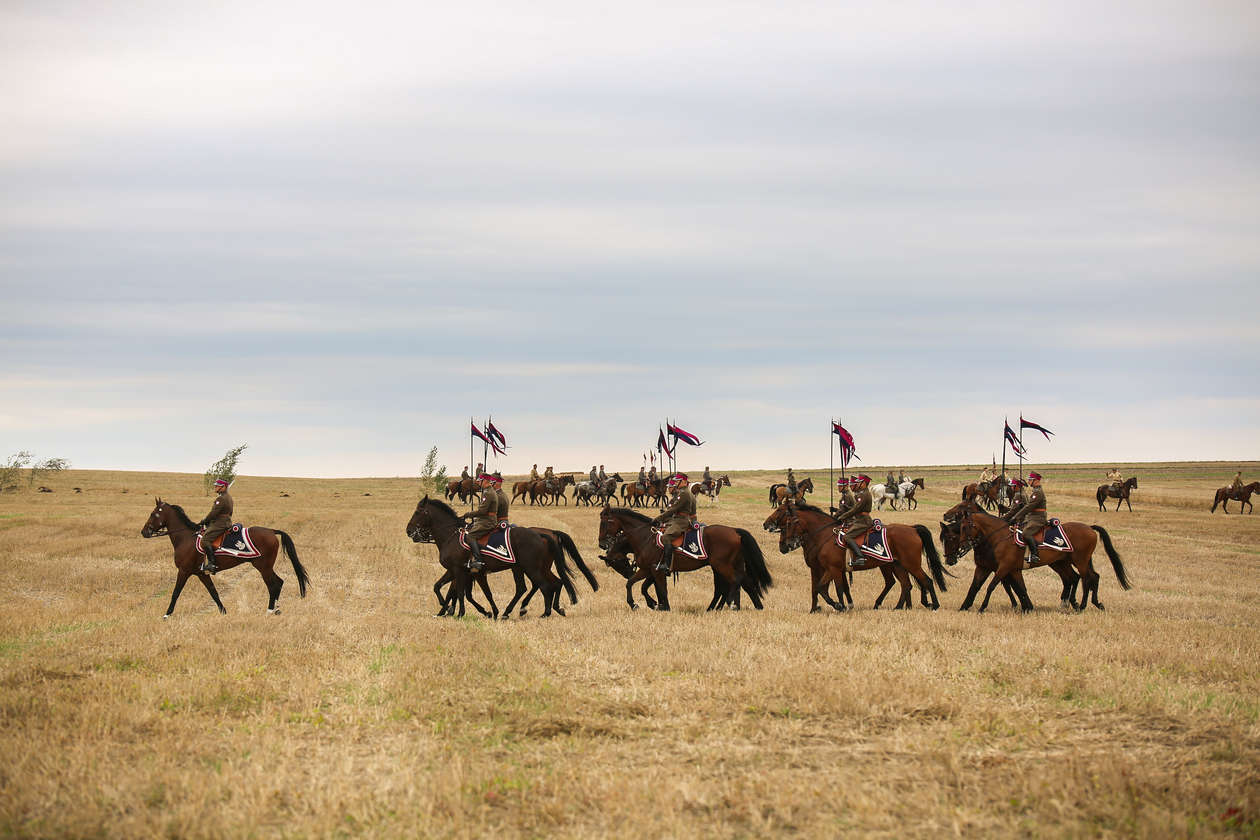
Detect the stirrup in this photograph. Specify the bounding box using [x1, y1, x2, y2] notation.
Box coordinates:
[848, 554, 865, 568]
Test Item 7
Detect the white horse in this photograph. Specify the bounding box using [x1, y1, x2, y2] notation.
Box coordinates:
[872, 481, 916, 511]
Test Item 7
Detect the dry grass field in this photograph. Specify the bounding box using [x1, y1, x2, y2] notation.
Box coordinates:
[1, 462, 1258, 838]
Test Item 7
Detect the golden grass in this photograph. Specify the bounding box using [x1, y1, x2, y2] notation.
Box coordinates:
[1, 463, 1258, 837]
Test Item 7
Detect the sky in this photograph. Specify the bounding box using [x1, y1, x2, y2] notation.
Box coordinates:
[3, 0, 1258, 477]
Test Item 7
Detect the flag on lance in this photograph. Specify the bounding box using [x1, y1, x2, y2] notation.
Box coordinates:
[667, 423, 703, 447]
[471, 421, 505, 456]
[1004, 421, 1026, 456]
[1019, 415, 1053, 442]
[831, 421, 859, 466]
[656, 427, 673, 458]
[486, 420, 508, 450]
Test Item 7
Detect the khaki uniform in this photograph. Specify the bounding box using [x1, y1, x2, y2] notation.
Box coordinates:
[201, 491, 234, 546]
[1107, 470, 1123, 489]
[1231, 473, 1244, 492]
[1008, 486, 1048, 545]
[530, 467, 540, 482]
[836, 488, 873, 538]
[980, 467, 994, 483]
[703, 468, 712, 488]
[656, 486, 697, 540]
[839, 489, 856, 511]
[598, 468, 607, 483]
[885, 472, 896, 490]
[648, 468, 657, 485]
[495, 488, 510, 525]
[467, 489, 498, 539]
[638, 467, 647, 488]
[786, 470, 797, 495]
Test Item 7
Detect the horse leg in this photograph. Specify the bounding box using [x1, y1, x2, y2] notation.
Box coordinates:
[978, 574, 1004, 613]
[500, 569, 528, 618]
[625, 575, 640, 610]
[958, 566, 987, 611]
[654, 571, 671, 611]
[915, 569, 939, 610]
[808, 564, 823, 613]
[814, 568, 844, 611]
[260, 567, 284, 614]
[433, 569, 454, 616]
[1010, 572, 1036, 613]
[872, 568, 895, 609]
[641, 576, 658, 609]
[196, 572, 228, 615]
[163, 570, 192, 617]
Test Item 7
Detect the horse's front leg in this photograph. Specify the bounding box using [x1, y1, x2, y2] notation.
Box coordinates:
[959, 566, 988, 611]
[808, 563, 822, 613]
[196, 571, 227, 615]
[433, 569, 454, 616]
[872, 567, 897, 609]
[471, 572, 498, 619]
[500, 568, 528, 617]
[653, 571, 671, 611]
[164, 569, 191, 618]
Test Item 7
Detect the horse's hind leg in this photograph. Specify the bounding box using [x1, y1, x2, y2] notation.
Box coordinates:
[958, 567, 987, 611]
[872, 568, 897, 609]
[196, 572, 227, 615]
[164, 570, 191, 618]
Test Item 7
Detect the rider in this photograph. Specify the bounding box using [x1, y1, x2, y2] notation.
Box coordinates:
[836, 476, 855, 512]
[834, 474, 876, 568]
[703, 465, 712, 491]
[544, 465, 555, 492]
[598, 464, 607, 484]
[897, 470, 907, 486]
[648, 464, 658, 487]
[198, 478, 234, 574]
[1230, 470, 1244, 493]
[885, 470, 896, 493]
[653, 473, 696, 572]
[638, 465, 648, 490]
[1107, 467, 1123, 491]
[1005, 471, 1048, 566]
[786, 468, 797, 499]
[530, 464, 540, 483]
[493, 473, 510, 528]
[589, 465, 598, 487]
[463, 472, 499, 572]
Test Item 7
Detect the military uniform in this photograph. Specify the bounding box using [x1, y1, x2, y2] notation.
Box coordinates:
[598, 466, 607, 484]
[467, 489, 498, 540]
[1230, 472, 1244, 493]
[703, 467, 712, 489]
[835, 479, 877, 566]
[648, 467, 657, 486]
[201, 490, 234, 548]
[653, 481, 696, 571]
[786, 469, 797, 497]
[840, 487, 856, 510]
[495, 484, 511, 526]
[530, 466, 540, 482]
[885, 472, 896, 492]
[1007, 483, 1048, 562]
[638, 467, 647, 489]
[1107, 469, 1123, 490]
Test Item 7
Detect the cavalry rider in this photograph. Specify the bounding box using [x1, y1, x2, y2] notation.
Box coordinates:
[638, 464, 648, 490]
[897, 469, 907, 486]
[493, 473, 510, 528]
[463, 472, 499, 573]
[461, 465, 470, 482]
[648, 464, 658, 487]
[653, 473, 697, 572]
[1107, 467, 1123, 491]
[530, 464, 540, 483]
[979, 464, 995, 484]
[589, 465, 598, 487]
[702, 465, 713, 491]
[835, 476, 855, 512]
[834, 474, 877, 568]
[198, 478, 234, 574]
[543, 465, 555, 492]
[1005, 471, 1048, 566]
[885, 470, 896, 493]
[1230, 470, 1244, 493]
[786, 468, 797, 499]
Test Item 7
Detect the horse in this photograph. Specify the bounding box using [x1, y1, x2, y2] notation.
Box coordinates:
[950, 500, 1130, 613]
[405, 496, 571, 618]
[779, 502, 946, 610]
[510, 480, 534, 506]
[574, 474, 623, 506]
[763, 503, 857, 612]
[873, 478, 925, 511]
[939, 502, 1081, 612]
[1211, 482, 1260, 514]
[691, 475, 732, 504]
[445, 477, 481, 504]
[621, 478, 666, 508]
[597, 505, 772, 611]
[962, 480, 1004, 511]
[769, 477, 814, 506]
[141, 498, 309, 617]
[599, 530, 733, 611]
[1096, 477, 1139, 512]
[537, 474, 575, 506]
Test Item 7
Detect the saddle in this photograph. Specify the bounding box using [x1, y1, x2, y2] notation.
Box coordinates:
[835, 520, 893, 562]
[195, 524, 262, 560]
[653, 522, 707, 560]
[1011, 518, 1073, 552]
[459, 523, 516, 563]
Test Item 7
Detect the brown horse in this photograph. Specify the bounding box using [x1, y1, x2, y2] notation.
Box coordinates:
[763, 503, 859, 612]
[940, 502, 1081, 611]
[445, 477, 480, 504]
[1211, 482, 1260, 514]
[779, 503, 947, 610]
[599, 530, 732, 611]
[141, 499, 309, 617]
[597, 506, 772, 611]
[962, 480, 1003, 512]
[1096, 477, 1139, 512]
[768, 477, 814, 506]
[953, 501, 1130, 612]
[405, 496, 571, 618]
[621, 478, 666, 508]
[692, 475, 732, 503]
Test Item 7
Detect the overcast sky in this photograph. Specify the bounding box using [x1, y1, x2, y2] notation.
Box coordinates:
[3, 0, 1258, 477]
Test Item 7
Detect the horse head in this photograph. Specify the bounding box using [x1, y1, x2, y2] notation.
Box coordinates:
[762, 503, 790, 533]
[597, 505, 620, 550]
[598, 531, 637, 578]
[778, 505, 804, 554]
[141, 498, 168, 538]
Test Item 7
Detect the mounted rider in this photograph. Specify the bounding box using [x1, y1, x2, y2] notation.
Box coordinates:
[1107, 467, 1123, 491]
[1230, 470, 1244, 493]
[529, 464, 540, 483]
[493, 473, 509, 527]
[198, 478, 234, 574]
[979, 464, 995, 483]
[637, 465, 648, 490]
[897, 470, 907, 486]
[544, 465, 555, 492]
[702, 465, 713, 491]
[461, 466, 470, 482]
[598, 465, 607, 484]
[836, 476, 855, 511]
[589, 465, 598, 487]
[648, 465, 658, 487]
[1005, 471, 1048, 566]
[835, 474, 877, 568]
[885, 470, 896, 493]
[786, 468, 797, 499]
[463, 472, 499, 573]
[653, 473, 696, 572]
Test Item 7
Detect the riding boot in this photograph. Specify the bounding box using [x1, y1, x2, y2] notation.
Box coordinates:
[200, 543, 219, 575]
[655, 543, 674, 573]
[1026, 542, 1040, 567]
[843, 534, 866, 568]
[467, 539, 486, 573]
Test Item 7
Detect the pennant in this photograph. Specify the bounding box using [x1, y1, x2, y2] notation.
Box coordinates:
[832, 421, 859, 467]
[667, 423, 703, 447]
[1020, 415, 1053, 442]
[487, 421, 507, 448]
[657, 427, 673, 458]
[1004, 421, 1026, 456]
[472, 422, 505, 456]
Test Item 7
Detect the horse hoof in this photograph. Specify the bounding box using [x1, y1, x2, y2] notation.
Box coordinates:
[162, 613, 171, 620]
[268, 608, 280, 615]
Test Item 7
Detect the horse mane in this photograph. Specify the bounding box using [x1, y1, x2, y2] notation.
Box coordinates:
[167, 504, 198, 530]
[606, 507, 653, 525]
[793, 502, 830, 517]
[422, 497, 462, 520]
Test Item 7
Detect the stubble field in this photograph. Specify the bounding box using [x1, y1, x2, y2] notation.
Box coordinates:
[1, 462, 1258, 838]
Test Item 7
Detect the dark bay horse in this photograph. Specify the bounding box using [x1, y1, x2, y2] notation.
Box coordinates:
[769, 477, 813, 506]
[953, 502, 1130, 613]
[962, 480, 1003, 512]
[141, 499, 309, 617]
[621, 478, 667, 508]
[780, 503, 946, 610]
[597, 506, 772, 611]
[445, 477, 480, 504]
[1096, 477, 1138, 512]
[1211, 482, 1260, 514]
[763, 503, 858, 612]
[405, 496, 570, 618]
[692, 475, 732, 503]
[940, 502, 1081, 612]
[599, 530, 732, 611]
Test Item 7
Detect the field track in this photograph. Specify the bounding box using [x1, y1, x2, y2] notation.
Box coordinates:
[2, 462, 1258, 837]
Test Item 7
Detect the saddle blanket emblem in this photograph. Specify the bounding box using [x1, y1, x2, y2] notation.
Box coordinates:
[836, 520, 894, 562]
[654, 523, 707, 560]
[459, 523, 516, 563]
[1012, 518, 1073, 552]
[195, 524, 261, 560]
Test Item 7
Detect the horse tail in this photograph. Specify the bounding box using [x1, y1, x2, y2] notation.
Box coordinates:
[768, 485, 776, 504]
[1090, 525, 1131, 590]
[557, 530, 599, 592]
[736, 528, 773, 595]
[1096, 486, 1106, 508]
[548, 533, 579, 604]
[913, 524, 948, 591]
[274, 530, 309, 597]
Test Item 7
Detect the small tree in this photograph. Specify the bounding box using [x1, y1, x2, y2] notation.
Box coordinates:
[0, 451, 33, 491]
[204, 444, 248, 493]
[421, 446, 448, 495]
[29, 457, 71, 487]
